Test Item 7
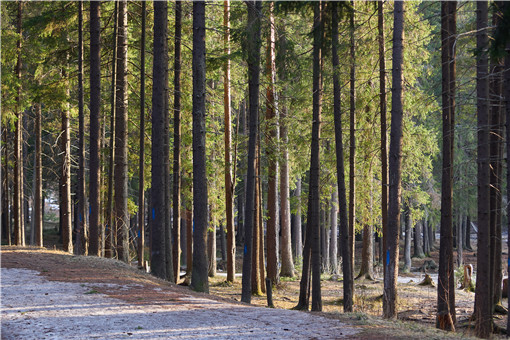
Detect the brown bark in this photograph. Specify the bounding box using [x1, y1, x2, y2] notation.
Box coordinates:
[223, 0, 235, 283]
[137, 1, 146, 268]
[383, 0, 404, 319]
[190, 0, 209, 293]
[348, 0, 356, 280]
[474, 1, 492, 337]
[89, 0, 101, 257]
[34, 104, 43, 247]
[241, 0, 262, 304]
[61, 90, 73, 254]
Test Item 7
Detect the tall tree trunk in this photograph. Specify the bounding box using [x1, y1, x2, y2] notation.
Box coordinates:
[114, 0, 129, 262]
[457, 214, 463, 267]
[329, 189, 338, 275]
[265, 1, 279, 286]
[504, 3, 510, 332]
[89, 0, 101, 257]
[403, 206, 412, 273]
[383, 0, 404, 320]
[191, 0, 209, 293]
[76, 1, 88, 256]
[14, 0, 24, 247]
[348, 0, 356, 279]
[251, 137, 262, 295]
[105, 1, 118, 258]
[61, 84, 73, 254]
[423, 219, 430, 256]
[34, 104, 43, 247]
[257, 162, 266, 294]
[378, 0, 388, 277]
[306, 1, 323, 312]
[137, 1, 146, 268]
[475, 1, 492, 336]
[220, 223, 227, 262]
[151, 0, 169, 280]
[332, 1, 353, 312]
[414, 219, 425, 258]
[223, 0, 235, 283]
[293, 178, 303, 259]
[2, 126, 11, 245]
[465, 215, 472, 250]
[186, 205, 193, 280]
[241, 0, 262, 304]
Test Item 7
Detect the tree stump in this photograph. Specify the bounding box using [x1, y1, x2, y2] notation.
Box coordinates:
[436, 311, 455, 331]
[419, 274, 435, 287]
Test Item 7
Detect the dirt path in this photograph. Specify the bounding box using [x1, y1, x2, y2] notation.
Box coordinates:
[1, 249, 359, 339]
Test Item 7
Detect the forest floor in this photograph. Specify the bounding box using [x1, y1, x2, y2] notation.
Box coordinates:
[1, 246, 503, 339]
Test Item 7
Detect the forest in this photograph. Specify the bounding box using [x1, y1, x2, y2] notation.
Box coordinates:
[1, 0, 510, 338]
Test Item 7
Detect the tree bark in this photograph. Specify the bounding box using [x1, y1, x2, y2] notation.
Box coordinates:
[76, 1, 88, 256]
[265, 1, 279, 286]
[293, 178, 303, 258]
[222, 0, 235, 284]
[89, 0, 101, 257]
[474, 1, 492, 336]
[172, 0, 182, 282]
[137, 1, 146, 269]
[151, 0, 169, 280]
[2, 125, 11, 245]
[383, 0, 404, 319]
[208, 226, 216, 277]
[332, 1, 353, 312]
[503, 3, 510, 332]
[105, 1, 118, 258]
[329, 190, 338, 275]
[308, 1, 323, 312]
[114, 0, 129, 263]
[241, 0, 262, 304]
[34, 103, 43, 247]
[190, 0, 209, 293]
[348, 0, 356, 279]
[61, 86, 73, 254]
[403, 206, 412, 273]
[14, 0, 25, 247]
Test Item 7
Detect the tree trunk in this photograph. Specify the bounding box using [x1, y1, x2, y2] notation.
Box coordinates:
[2, 126, 11, 245]
[151, 0, 169, 280]
[14, 0, 25, 247]
[186, 206, 193, 279]
[403, 206, 412, 273]
[329, 190, 338, 275]
[208, 226, 216, 277]
[76, 1, 88, 256]
[191, 0, 209, 293]
[251, 137, 262, 296]
[503, 4, 510, 332]
[414, 219, 424, 258]
[348, 0, 356, 280]
[457, 214, 463, 267]
[172, 0, 182, 282]
[222, 0, 235, 284]
[61, 89, 73, 254]
[220, 223, 227, 262]
[465, 215, 472, 250]
[89, 0, 101, 257]
[114, 0, 129, 263]
[105, 1, 118, 259]
[423, 219, 430, 256]
[34, 104, 43, 247]
[308, 1, 323, 312]
[383, 0, 404, 319]
[332, 1, 353, 312]
[489, 2, 504, 310]
[293, 178, 303, 259]
[474, 1, 492, 336]
[264, 1, 279, 286]
[241, 0, 262, 304]
[137, 1, 146, 269]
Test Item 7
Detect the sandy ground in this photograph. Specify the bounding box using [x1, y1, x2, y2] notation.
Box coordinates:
[1, 267, 358, 339]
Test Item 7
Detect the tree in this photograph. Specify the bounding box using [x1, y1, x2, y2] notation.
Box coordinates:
[403, 205, 412, 273]
[264, 1, 280, 287]
[172, 0, 182, 283]
[114, 0, 129, 263]
[105, 1, 118, 259]
[14, 0, 25, 247]
[474, 1, 491, 337]
[190, 0, 209, 293]
[34, 103, 42, 247]
[61, 74, 73, 254]
[241, 0, 263, 304]
[504, 3, 510, 334]
[137, 1, 146, 269]
[151, 0, 169, 280]
[223, 0, 235, 283]
[383, 0, 404, 319]
[437, 1, 456, 330]
[348, 0, 356, 280]
[89, 1, 101, 256]
[332, 0, 353, 312]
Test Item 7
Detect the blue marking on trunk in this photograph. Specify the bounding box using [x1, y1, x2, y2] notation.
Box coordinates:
[386, 250, 390, 266]
[152, 208, 155, 221]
